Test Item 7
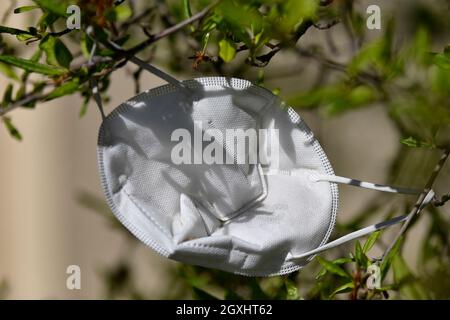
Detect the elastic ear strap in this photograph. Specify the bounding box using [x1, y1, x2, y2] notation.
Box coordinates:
[313, 173, 421, 195]
[106, 39, 188, 92]
[287, 190, 435, 261]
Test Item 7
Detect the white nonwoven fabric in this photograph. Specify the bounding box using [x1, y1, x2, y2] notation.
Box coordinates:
[97, 77, 338, 276]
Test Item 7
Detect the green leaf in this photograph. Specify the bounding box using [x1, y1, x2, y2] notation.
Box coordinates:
[354, 241, 368, 267]
[363, 231, 381, 253]
[0, 26, 32, 36]
[81, 33, 94, 59]
[380, 237, 402, 280]
[333, 257, 353, 265]
[33, 0, 71, 17]
[0, 55, 67, 76]
[16, 33, 37, 42]
[183, 0, 193, 18]
[2, 117, 22, 141]
[1, 84, 14, 108]
[0, 62, 19, 80]
[330, 282, 354, 297]
[46, 78, 80, 100]
[317, 257, 352, 279]
[183, 0, 196, 32]
[14, 6, 40, 14]
[114, 4, 132, 22]
[400, 137, 434, 149]
[39, 35, 73, 68]
[79, 95, 90, 118]
[0, 55, 65, 76]
[219, 38, 236, 63]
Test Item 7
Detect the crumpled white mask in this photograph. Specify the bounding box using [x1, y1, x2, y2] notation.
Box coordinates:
[95, 54, 434, 276]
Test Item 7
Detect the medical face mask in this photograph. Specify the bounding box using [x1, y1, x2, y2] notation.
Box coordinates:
[95, 45, 434, 276]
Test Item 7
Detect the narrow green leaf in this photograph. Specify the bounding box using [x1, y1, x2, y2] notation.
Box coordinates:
[79, 95, 90, 118]
[317, 257, 352, 279]
[46, 78, 80, 100]
[14, 6, 40, 14]
[2, 117, 22, 141]
[183, 0, 193, 18]
[330, 282, 355, 297]
[400, 137, 434, 149]
[0, 55, 67, 76]
[219, 38, 236, 63]
[16, 33, 37, 42]
[2, 84, 14, 108]
[333, 257, 353, 265]
[0, 26, 32, 36]
[381, 237, 402, 280]
[33, 0, 71, 17]
[363, 231, 381, 253]
[0, 62, 19, 80]
[39, 35, 73, 68]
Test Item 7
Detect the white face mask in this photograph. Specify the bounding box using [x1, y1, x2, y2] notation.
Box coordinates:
[95, 46, 434, 276]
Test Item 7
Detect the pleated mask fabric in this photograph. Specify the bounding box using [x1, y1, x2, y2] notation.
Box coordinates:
[95, 48, 434, 276]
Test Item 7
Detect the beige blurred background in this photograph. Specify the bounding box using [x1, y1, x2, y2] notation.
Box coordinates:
[0, 0, 448, 299]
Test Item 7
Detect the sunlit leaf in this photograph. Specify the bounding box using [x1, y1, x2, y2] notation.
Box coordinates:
[39, 35, 73, 68]
[0, 62, 19, 80]
[219, 38, 236, 62]
[0, 55, 67, 76]
[46, 78, 80, 100]
[33, 0, 71, 17]
[330, 282, 354, 297]
[14, 6, 40, 14]
[363, 231, 381, 253]
[317, 257, 352, 279]
[1, 83, 14, 108]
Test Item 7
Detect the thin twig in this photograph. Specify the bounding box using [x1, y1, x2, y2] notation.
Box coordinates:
[126, 2, 217, 55]
[381, 147, 450, 262]
[0, 92, 45, 116]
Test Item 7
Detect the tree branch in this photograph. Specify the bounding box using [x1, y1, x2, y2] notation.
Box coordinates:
[381, 146, 450, 262]
[125, 2, 217, 55]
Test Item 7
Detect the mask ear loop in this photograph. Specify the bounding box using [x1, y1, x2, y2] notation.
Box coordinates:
[287, 189, 435, 261]
[86, 26, 189, 95]
[311, 173, 421, 195]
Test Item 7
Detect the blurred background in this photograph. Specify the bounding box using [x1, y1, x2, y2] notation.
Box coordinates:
[0, 0, 449, 299]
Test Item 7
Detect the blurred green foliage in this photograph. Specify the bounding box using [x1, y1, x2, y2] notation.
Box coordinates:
[1, 0, 450, 300]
